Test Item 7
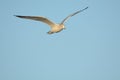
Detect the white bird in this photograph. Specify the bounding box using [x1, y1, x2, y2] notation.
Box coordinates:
[15, 7, 88, 34]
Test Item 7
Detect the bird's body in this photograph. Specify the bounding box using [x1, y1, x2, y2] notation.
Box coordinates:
[47, 24, 65, 34]
[15, 7, 88, 34]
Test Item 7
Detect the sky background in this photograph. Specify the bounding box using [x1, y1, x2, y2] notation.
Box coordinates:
[0, 0, 120, 80]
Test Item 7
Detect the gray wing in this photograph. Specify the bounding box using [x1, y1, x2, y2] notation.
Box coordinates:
[15, 15, 56, 28]
[60, 7, 88, 24]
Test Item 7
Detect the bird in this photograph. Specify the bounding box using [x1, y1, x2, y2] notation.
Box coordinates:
[15, 7, 88, 34]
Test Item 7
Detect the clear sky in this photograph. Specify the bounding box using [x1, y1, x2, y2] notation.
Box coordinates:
[0, 0, 120, 80]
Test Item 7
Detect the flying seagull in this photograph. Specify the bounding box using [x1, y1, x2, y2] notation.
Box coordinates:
[15, 7, 88, 34]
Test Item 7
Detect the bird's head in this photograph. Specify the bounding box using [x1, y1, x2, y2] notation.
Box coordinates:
[60, 24, 66, 29]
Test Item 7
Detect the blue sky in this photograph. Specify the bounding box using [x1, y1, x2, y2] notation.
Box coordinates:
[0, 0, 120, 80]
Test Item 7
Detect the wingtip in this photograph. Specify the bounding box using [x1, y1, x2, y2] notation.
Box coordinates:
[14, 15, 19, 17]
[86, 6, 89, 8]
[79, 6, 89, 12]
[14, 15, 24, 18]
[84, 6, 89, 10]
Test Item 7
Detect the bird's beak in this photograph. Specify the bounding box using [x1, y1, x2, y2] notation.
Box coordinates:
[64, 27, 66, 30]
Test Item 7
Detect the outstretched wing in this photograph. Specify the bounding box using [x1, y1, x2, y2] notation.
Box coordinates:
[15, 15, 56, 28]
[60, 7, 88, 24]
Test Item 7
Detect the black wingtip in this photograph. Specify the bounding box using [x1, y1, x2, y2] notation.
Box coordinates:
[14, 15, 19, 17]
[79, 6, 89, 13]
[86, 6, 89, 9]
[83, 6, 89, 10]
[14, 15, 23, 18]
[86, 7, 88, 9]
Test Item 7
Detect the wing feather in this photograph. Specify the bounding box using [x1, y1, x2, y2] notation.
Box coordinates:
[15, 15, 56, 28]
[61, 7, 88, 24]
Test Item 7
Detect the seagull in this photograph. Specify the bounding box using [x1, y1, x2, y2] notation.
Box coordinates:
[15, 7, 88, 34]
